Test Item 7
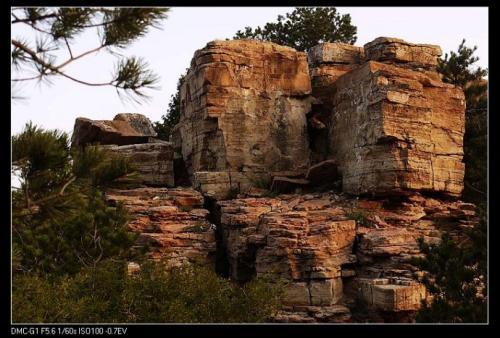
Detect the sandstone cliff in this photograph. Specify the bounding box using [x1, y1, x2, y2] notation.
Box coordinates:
[71, 36, 474, 323]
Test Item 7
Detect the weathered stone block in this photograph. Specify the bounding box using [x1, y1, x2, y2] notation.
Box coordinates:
[72, 113, 157, 147]
[106, 188, 216, 269]
[364, 37, 442, 70]
[175, 40, 312, 197]
[327, 60, 465, 196]
[358, 278, 426, 311]
[284, 282, 310, 306]
[308, 43, 364, 66]
[101, 142, 174, 187]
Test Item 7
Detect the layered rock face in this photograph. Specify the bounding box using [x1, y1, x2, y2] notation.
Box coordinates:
[308, 42, 364, 104]
[313, 38, 466, 196]
[72, 113, 175, 187]
[106, 187, 216, 268]
[100, 142, 174, 186]
[216, 191, 476, 322]
[174, 40, 313, 198]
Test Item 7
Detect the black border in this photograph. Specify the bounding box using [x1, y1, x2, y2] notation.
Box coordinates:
[5, 1, 497, 336]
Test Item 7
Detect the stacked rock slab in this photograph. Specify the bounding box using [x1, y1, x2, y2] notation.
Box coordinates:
[100, 142, 174, 187]
[314, 37, 466, 196]
[173, 40, 312, 199]
[308, 42, 365, 106]
[217, 193, 357, 322]
[71, 113, 175, 187]
[216, 191, 476, 322]
[106, 187, 216, 268]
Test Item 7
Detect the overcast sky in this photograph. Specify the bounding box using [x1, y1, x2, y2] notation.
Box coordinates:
[11, 6, 489, 135]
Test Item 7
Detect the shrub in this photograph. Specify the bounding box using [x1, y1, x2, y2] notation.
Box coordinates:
[12, 260, 284, 323]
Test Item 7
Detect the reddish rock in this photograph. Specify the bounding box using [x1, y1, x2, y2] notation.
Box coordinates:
[72, 113, 157, 147]
[174, 40, 313, 198]
[106, 187, 216, 268]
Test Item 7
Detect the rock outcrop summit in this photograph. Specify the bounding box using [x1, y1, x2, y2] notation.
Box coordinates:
[71, 37, 473, 323]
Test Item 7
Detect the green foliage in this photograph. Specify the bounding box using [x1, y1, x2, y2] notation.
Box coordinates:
[12, 123, 138, 275]
[438, 39, 488, 88]
[102, 8, 167, 47]
[233, 7, 357, 51]
[13, 261, 285, 323]
[412, 209, 487, 323]
[438, 39, 487, 203]
[11, 7, 169, 101]
[12, 260, 127, 323]
[153, 70, 187, 141]
[346, 210, 375, 227]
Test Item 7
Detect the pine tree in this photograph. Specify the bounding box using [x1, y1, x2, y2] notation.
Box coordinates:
[153, 70, 187, 141]
[233, 7, 357, 51]
[413, 211, 487, 323]
[11, 7, 169, 102]
[12, 123, 138, 275]
[438, 39, 488, 203]
[413, 40, 488, 322]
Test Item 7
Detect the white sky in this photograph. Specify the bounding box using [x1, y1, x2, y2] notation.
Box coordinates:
[11, 6, 489, 136]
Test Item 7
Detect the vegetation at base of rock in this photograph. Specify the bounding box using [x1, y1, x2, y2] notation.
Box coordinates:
[233, 7, 357, 51]
[438, 39, 487, 204]
[12, 123, 138, 275]
[12, 260, 284, 323]
[11, 8, 169, 102]
[153, 70, 187, 141]
[412, 210, 487, 323]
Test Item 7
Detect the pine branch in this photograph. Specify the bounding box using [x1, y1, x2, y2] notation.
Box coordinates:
[12, 39, 112, 87]
[54, 44, 105, 69]
[11, 13, 57, 24]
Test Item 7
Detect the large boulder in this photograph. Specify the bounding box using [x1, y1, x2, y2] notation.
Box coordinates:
[308, 37, 465, 196]
[72, 113, 157, 147]
[174, 40, 313, 198]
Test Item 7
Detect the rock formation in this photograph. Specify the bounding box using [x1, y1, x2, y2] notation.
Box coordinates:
[70, 36, 476, 323]
[309, 38, 465, 196]
[173, 40, 313, 198]
[106, 187, 216, 268]
[214, 190, 476, 322]
[100, 142, 174, 186]
[72, 113, 175, 187]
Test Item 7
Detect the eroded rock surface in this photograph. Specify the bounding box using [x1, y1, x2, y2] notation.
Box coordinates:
[174, 40, 313, 198]
[324, 51, 465, 196]
[364, 37, 442, 70]
[216, 191, 476, 322]
[101, 142, 175, 187]
[106, 187, 216, 268]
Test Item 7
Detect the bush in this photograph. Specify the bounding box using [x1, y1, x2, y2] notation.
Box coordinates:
[12, 260, 284, 323]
